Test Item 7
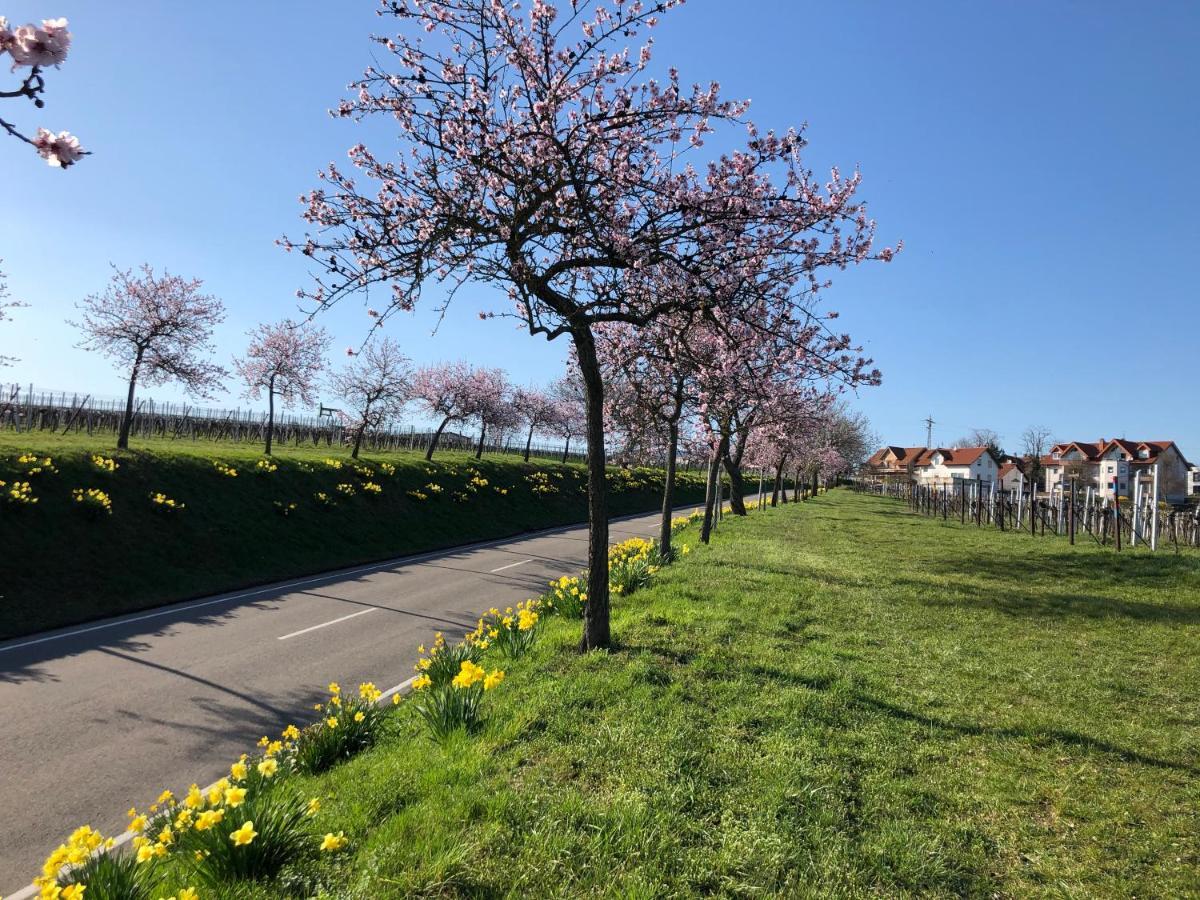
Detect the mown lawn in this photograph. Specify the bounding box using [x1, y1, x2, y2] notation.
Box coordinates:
[201, 489, 1200, 898]
[0, 433, 707, 639]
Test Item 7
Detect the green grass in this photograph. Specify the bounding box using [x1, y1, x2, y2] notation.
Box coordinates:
[136, 489, 1197, 898]
[0, 432, 707, 640]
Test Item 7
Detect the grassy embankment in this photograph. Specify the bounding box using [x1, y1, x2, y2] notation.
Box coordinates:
[66, 489, 1196, 898]
[0, 432, 708, 640]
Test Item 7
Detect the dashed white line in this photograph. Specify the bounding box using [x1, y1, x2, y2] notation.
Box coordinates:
[489, 558, 534, 573]
[277, 607, 377, 641]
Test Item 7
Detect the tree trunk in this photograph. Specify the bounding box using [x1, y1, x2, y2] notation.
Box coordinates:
[772, 461, 784, 507]
[793, 467, 801, 502]
[351, 423, 365, 459]
[572, 326, 610, 652]
[812, 469, 820, 498]
[475, 424, 486, 459]
[264, 376, 276, 456]
[524, 425, 534, 463]
[722, 448, 747, 515]
[117, 357, 141, 450]
[561, 435, 570, 464]
[658, 419, 679, 556]
[700, 434, 729, 544]
[425, 416, 451, 461]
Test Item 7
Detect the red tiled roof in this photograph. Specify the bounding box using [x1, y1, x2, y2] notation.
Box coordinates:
[1045, 439, 1190, 468]
[866, 446, 926, 467]
[913, 446, 995, 468]
[998, 462, 1023, 479]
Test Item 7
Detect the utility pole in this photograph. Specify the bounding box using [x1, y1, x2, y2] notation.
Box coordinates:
[924, 414, 935, 447]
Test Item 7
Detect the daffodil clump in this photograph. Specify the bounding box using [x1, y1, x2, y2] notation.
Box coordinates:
[212, 462, 238, 478]
[141, 748, 316, 886]
[90, 454, 119, 473]
[671, 510, 704, 535]
[335, 482, 356, 496]
[544, 574, 587, 618]
[285, 681, 388, 774]
[322, 457, 343, 470]
[32, 824, 140, 900]
[412, 631, 483, 689]
[349, 463, 375, 480]
[424, 482, 443, 495]
[362, 480, 383, 496]
[254, 458, 278, 475]
[71, 486, 113, 516]
[407, 489, 429, 501]
[525, 471, 557, 495]
[273, 500, 298, 517]
[463, 470, 489, 493]
[313, 491, 336, 508]
[608, 537, 661, 596]
[4, 479, 38, 506]
[18, 452, 57, 475]
[378, 462, 396, 477]
[413, 658, 505, 740]
[468, 599, 543, 658]
[150, 492, 186, 513]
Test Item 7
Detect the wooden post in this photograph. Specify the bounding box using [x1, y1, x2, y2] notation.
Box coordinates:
[1069, 479, 1076, 545]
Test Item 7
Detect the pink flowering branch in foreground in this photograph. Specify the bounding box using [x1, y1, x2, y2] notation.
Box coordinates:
[0, 15, 85, 167]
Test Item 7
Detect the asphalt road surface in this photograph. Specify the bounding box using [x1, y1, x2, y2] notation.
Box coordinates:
[0, 501, 713, 891]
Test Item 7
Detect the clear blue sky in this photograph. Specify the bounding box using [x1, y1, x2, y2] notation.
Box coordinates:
[2, 1, 1197, 460]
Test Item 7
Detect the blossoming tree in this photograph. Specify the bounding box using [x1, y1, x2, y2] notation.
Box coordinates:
[0, 15, 85, 167]
[512, 386, 561, 463]
[466, 367, 516, 459]
[71, 265, 227, 449]
[283, 0, 893, 649]
[331, 336, 413, 458]
[412, 361, 483, 460]
[548, 374, 587, 465]
[233, 319, 331, 455]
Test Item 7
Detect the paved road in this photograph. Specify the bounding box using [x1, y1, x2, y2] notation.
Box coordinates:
[0, 502, 709, 890]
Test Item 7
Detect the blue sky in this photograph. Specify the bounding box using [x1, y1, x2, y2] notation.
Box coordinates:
[1, 1, 1197, 459]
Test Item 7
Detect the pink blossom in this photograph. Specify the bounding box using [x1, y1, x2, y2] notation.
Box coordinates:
[7, 17, 71, 68]
[32, 128, 83, 167]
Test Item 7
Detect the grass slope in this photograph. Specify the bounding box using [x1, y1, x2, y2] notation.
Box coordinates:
[0, 433, 707, 640]
[260, 490, 1198, 898]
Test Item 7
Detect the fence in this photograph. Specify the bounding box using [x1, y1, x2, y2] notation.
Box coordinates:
[0, 382, 589, 462]
[854, 478, 1200, 552]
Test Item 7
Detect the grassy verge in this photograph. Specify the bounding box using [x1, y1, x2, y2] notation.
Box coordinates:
[39, 490, 1198, 897]
[0, 433, 707, 640]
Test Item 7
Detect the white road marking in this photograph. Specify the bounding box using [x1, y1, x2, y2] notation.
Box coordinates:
[489, 558, 534, 573]
[277, 607, 377, 641]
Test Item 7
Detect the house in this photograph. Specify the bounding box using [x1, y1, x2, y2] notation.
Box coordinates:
[864, 446, 927, 482]
[1041, 439, 1194, 504]
[911, 446, 1002, 487]
[1189, 465, 1200, 497]
[998, 460, 1025, 492]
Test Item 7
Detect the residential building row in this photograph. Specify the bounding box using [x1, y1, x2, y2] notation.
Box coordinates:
[865, 439, 1198, 505]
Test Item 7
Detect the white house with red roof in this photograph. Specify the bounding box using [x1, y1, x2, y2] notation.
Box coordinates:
[911, 446, 1003, 487]
[1041, 439, 1193, 503]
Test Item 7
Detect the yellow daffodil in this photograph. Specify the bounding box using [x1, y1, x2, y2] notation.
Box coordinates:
[257, 758, 278, 778]
[282, 724, 300, 740]
[483, 669, 505, 691]
[224, 786, 247, 808]
[136, 843, 155, 863]
[412, 674, 431, 690]
[194, 809, 224, 831]
[320, 831, 349, 852]
[157, 789, 174, 805]
[230, 761, 247, 781]
[185, 784, 204, 809]
[230, 821, 257, 847]
[326, 716, 339, 729]
[307, 797, 321, 816]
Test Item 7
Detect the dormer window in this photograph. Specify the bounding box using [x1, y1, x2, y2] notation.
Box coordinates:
[1052, 451, 1061, 460]
[1138, 448, 1150, 459]
[931, 452, 943, 466]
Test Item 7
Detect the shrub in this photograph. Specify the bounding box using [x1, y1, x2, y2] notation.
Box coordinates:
[413, 659, 504, 740]
[285, 682, 387, 774]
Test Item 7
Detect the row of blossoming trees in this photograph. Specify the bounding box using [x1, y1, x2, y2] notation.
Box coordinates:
[60, 262, 590, 461]
[3, 3, 894, 653]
